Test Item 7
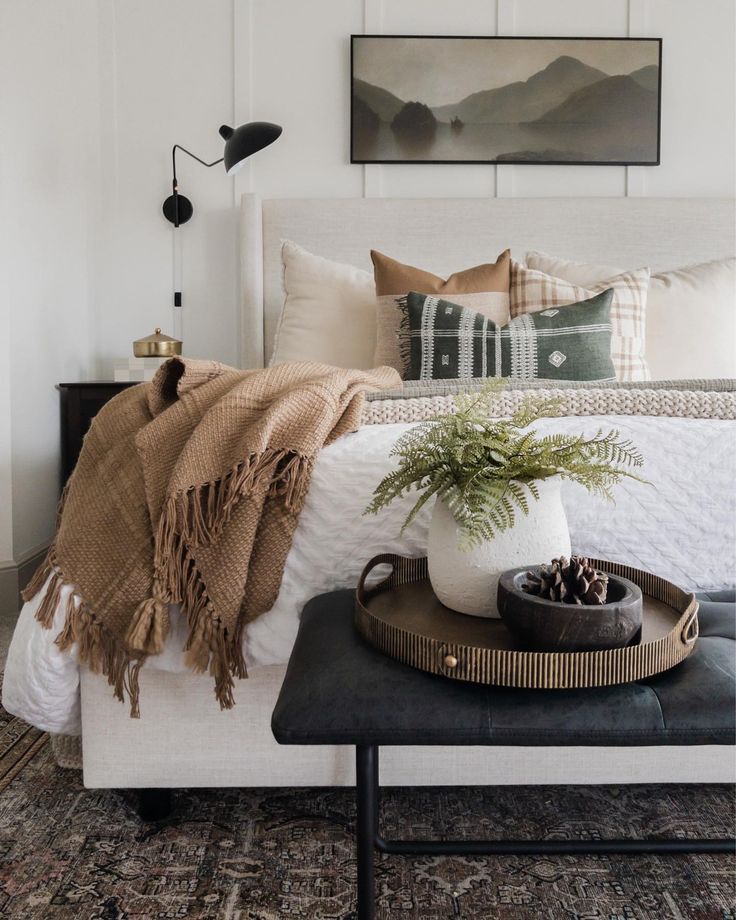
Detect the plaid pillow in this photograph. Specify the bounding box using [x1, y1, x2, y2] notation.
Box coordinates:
[511, 261, 650, 382]
[401, 290, 615, 382]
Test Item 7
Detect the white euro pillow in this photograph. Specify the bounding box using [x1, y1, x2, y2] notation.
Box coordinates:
[271, 240, 376, 369]
[526, 251, 736, 380]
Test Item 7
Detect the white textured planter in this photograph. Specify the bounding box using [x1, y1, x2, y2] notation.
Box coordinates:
[427, 478, 572, 619]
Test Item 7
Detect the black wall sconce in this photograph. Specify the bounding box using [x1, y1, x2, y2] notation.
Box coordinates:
[161, 121, 281, 339]
[162, 121, 282, 228]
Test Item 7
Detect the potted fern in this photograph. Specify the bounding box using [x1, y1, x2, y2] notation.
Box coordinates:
[366, 383, 644, 618]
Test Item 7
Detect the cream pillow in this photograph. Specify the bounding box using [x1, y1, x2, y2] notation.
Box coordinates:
[270, 241, 376, 369]
[511, 260, 650, 382]
[526, 251, 736, 380]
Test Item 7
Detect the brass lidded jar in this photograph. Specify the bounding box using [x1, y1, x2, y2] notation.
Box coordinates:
[133, 328, 182, 358]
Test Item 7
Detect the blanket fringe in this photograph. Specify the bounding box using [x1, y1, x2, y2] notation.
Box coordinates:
[183, 608, 248, 711]
[167, 448, 311, 552]
[31, 567, 143, 718]
[23, 449, 298, 716]
[269, 453, 314, 509]
[159, 532, 249, 710]
[22, 548, 56, 605]
[396, 295, 411, 370]
[132, 447, 308, 709]
[175, 545, 248, 710]
[35, 565, 63, 628]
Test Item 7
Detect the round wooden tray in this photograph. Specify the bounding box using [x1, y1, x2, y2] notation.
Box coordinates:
[355, 554, 699, 689]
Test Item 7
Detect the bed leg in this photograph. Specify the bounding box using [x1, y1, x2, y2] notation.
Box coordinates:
[137, 788, 174, 822]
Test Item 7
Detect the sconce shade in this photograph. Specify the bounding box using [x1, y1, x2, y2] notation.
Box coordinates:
[220, 121, 282, 175]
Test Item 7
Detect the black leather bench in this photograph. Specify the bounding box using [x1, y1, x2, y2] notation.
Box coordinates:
[272, 589, 736, 920]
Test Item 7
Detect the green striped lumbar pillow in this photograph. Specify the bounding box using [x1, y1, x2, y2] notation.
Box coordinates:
[400, 288, 615, 382]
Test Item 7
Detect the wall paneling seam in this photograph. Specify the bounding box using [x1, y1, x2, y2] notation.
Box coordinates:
[495, 0, 516, 198]
[626, 0, 648, 197]
[233, 0, 254, 199]
[362, 0, 383, 198]
[233, 0, 255, 366]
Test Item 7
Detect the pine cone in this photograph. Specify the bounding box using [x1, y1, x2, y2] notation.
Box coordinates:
[523, 555, 608, 605]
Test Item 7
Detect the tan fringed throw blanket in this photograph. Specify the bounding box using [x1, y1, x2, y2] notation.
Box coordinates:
[23, 358, 400, 714]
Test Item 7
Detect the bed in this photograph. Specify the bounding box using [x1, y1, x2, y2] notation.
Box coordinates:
[4, 194, 736, 789]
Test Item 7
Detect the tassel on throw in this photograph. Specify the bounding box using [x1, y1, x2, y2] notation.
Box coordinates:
[34, 569, 64, 629]
[125, 580, 170, 655]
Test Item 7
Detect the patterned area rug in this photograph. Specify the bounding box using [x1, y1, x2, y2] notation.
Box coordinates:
[0, 710, 733, 920]
[0, 687, 48, 794]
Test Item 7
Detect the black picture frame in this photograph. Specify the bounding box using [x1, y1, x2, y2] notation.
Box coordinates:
[350, 35, 662, 167]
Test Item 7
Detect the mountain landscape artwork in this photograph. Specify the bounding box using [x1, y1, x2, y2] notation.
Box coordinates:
[351, 36, 661, 164]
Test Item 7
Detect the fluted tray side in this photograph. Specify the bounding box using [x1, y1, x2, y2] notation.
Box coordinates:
[355, 555, 698, 689]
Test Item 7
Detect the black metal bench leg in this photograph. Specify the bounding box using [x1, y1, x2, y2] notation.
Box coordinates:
[355, 745, 379, 920]
[352, 746, 734, 916]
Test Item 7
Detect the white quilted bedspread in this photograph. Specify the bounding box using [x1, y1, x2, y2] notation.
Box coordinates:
[4, 415, 735, 734]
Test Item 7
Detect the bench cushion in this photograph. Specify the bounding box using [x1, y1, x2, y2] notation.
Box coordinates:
[272, 590, 735, 748]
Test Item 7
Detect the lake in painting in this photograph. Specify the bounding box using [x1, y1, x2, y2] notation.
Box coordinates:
[351, 37, 661, 165]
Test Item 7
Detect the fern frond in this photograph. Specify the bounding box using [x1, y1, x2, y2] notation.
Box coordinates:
[364, 380, 648, 545]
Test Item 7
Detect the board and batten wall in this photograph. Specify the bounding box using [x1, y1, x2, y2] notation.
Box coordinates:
[0, 0, 734, 604]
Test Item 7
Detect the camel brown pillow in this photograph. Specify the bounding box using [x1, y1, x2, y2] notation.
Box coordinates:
[372, 249, 511, 372]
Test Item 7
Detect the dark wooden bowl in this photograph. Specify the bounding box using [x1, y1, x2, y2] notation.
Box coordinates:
[497, 566, 643, 653]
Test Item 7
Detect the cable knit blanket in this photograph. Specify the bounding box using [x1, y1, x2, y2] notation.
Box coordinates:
[362, 377, 736, 423]
[22, 358, 400, 714]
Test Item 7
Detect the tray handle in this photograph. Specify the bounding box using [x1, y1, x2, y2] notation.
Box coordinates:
[680, 604, 699, 646]
[357, 554, 428, 603]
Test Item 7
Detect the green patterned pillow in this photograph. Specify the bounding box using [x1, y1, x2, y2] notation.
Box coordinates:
[400, 289, 615, 382]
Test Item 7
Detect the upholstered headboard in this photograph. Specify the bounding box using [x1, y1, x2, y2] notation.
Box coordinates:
[240, 194, 736, 368]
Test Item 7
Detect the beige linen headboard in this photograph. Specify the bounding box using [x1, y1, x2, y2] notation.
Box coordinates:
[240, 194, 736, 368]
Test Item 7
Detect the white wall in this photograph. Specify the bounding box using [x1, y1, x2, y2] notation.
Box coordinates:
[0, 0, 100, 562]
[1, 0, 734, 563]
[0, 242, 12, 563]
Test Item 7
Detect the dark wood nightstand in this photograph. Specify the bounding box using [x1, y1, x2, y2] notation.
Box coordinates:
[57, 382, 136, 486]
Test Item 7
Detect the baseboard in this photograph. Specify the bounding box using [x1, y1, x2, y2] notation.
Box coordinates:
[0, 565, 18, 620]
[0, 544, 49, 619]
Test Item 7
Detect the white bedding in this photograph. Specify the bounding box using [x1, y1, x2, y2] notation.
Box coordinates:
[4, 415, 735, 735]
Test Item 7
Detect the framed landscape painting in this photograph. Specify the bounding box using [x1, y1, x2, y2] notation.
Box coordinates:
[351, 36, 662, 165]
